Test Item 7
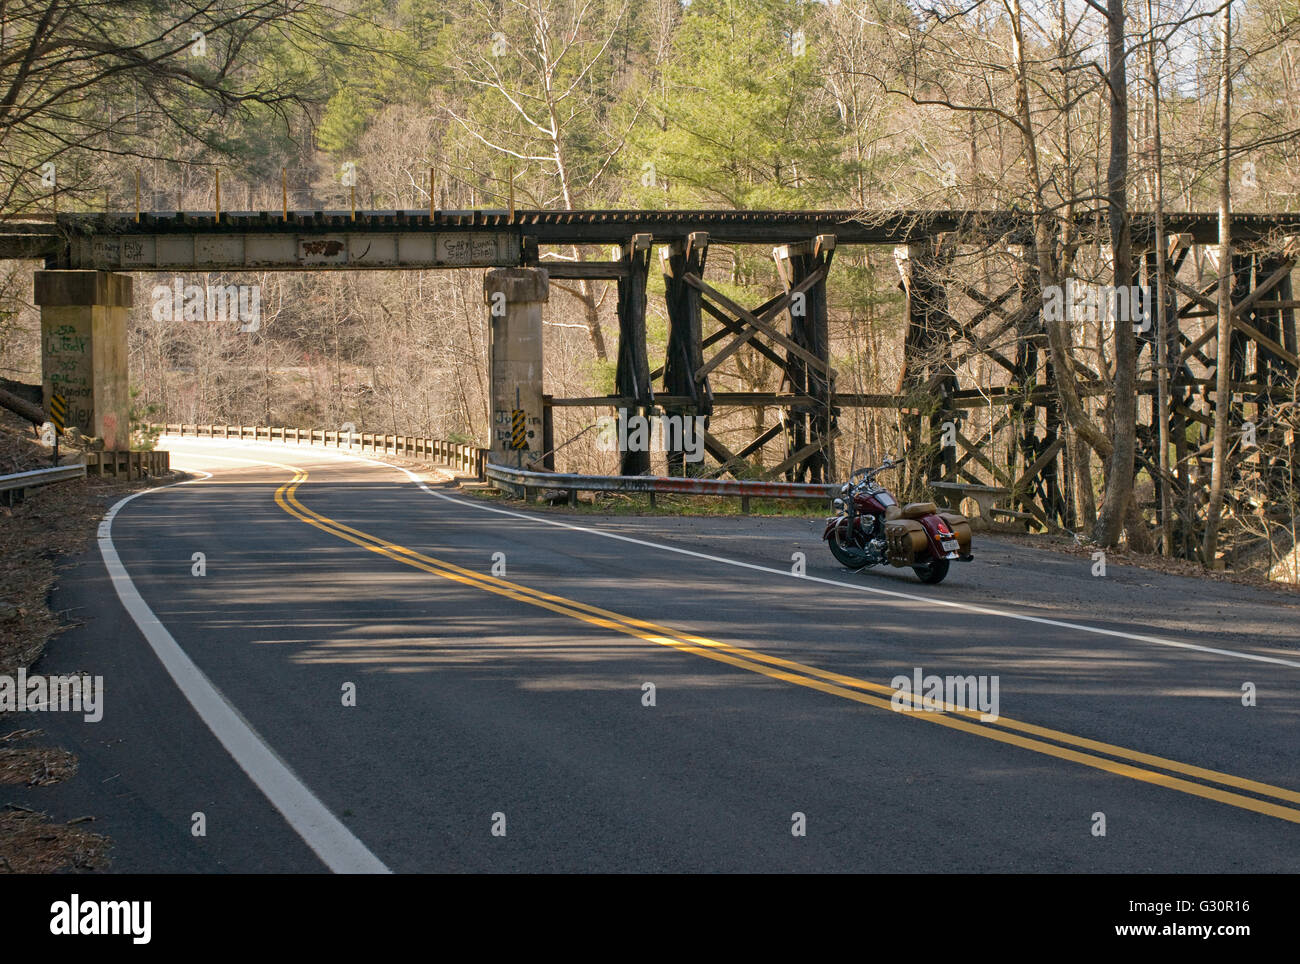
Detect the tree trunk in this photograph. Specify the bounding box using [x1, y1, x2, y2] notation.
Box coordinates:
[1145, 0, 1174, 556]
[1202, 0, 1235, 567]
[1070, 428, 1097, 524]
[1008, 0, 1112, 514]
[1094, 0, 1137, 548]
[575, 274, 609, 361]
[0, 386, 46, 426]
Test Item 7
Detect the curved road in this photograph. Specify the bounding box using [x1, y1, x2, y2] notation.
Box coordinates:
[21, 437, 1300, 872]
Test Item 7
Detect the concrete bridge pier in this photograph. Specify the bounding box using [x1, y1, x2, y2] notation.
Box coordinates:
[485, 268, 549, 475]
[34, 270, 133, 449]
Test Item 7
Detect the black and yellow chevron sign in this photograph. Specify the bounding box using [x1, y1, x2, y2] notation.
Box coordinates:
[510, 409, 527, 450]
[49, 393, 67, 433]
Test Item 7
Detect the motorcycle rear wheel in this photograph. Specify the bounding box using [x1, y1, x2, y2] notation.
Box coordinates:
[912, 557, 951, 584]
[828, 524, 871, 571]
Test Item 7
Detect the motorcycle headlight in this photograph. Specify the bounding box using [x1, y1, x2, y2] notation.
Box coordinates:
[832, 498, 845, 511]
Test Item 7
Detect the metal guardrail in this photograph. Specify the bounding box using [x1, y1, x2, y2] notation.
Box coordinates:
[158, 424, 488, 479]
[0, 463, 86, 505]
[153, 424, 833, 509]
[486, 462, 836, 511]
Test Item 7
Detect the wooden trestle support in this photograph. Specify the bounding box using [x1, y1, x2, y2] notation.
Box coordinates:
[536, 223, 1297, 563]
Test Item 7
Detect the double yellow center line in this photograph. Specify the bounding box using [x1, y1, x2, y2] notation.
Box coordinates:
[274, 468, 1300, 825]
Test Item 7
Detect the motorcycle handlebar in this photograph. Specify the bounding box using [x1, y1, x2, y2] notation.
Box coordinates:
[848, 456, 901, 483]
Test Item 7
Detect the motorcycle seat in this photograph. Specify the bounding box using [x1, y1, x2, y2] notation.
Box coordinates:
[884, 504, 903, 520]
[901, 501, 938, 519]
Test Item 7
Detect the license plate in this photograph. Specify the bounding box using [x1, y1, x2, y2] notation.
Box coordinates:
[941, 538, 959, 552]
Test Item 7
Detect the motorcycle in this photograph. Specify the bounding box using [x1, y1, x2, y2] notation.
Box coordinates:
[821, 456, 973, 584]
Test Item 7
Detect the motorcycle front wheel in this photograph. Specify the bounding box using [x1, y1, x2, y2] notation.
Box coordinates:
[828, 522, 872, 571]
[911, 557, 951, 584]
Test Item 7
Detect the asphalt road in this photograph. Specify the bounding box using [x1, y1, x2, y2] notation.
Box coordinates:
[13, 437, 1300, 872]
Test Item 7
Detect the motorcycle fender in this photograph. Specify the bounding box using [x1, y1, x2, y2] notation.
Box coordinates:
[938, 511, 972, 555]
[914, 514, 942, 555]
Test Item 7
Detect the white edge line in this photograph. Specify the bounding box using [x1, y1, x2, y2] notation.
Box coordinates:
[98, 468, 391, 874]
[164, 437, 1300, 671]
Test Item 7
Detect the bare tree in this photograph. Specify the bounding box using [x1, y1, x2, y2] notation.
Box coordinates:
[0, 0, 337, 217]
[1090, 0, 1132, 545]
[1202, 0, 1234, 565]
[858, 0, 1120, 527]
[1142, 0, 1174, 555]
[444, 0, 663, 361]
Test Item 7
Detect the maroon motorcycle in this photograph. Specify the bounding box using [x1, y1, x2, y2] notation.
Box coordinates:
[822, 456, 973, 584]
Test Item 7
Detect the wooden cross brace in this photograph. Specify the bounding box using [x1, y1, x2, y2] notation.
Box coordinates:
[684, 269, 835, 383]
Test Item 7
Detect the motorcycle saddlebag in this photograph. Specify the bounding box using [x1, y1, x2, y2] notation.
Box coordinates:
[884, 518, 928, 566]
[939, 512, 972, 555]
